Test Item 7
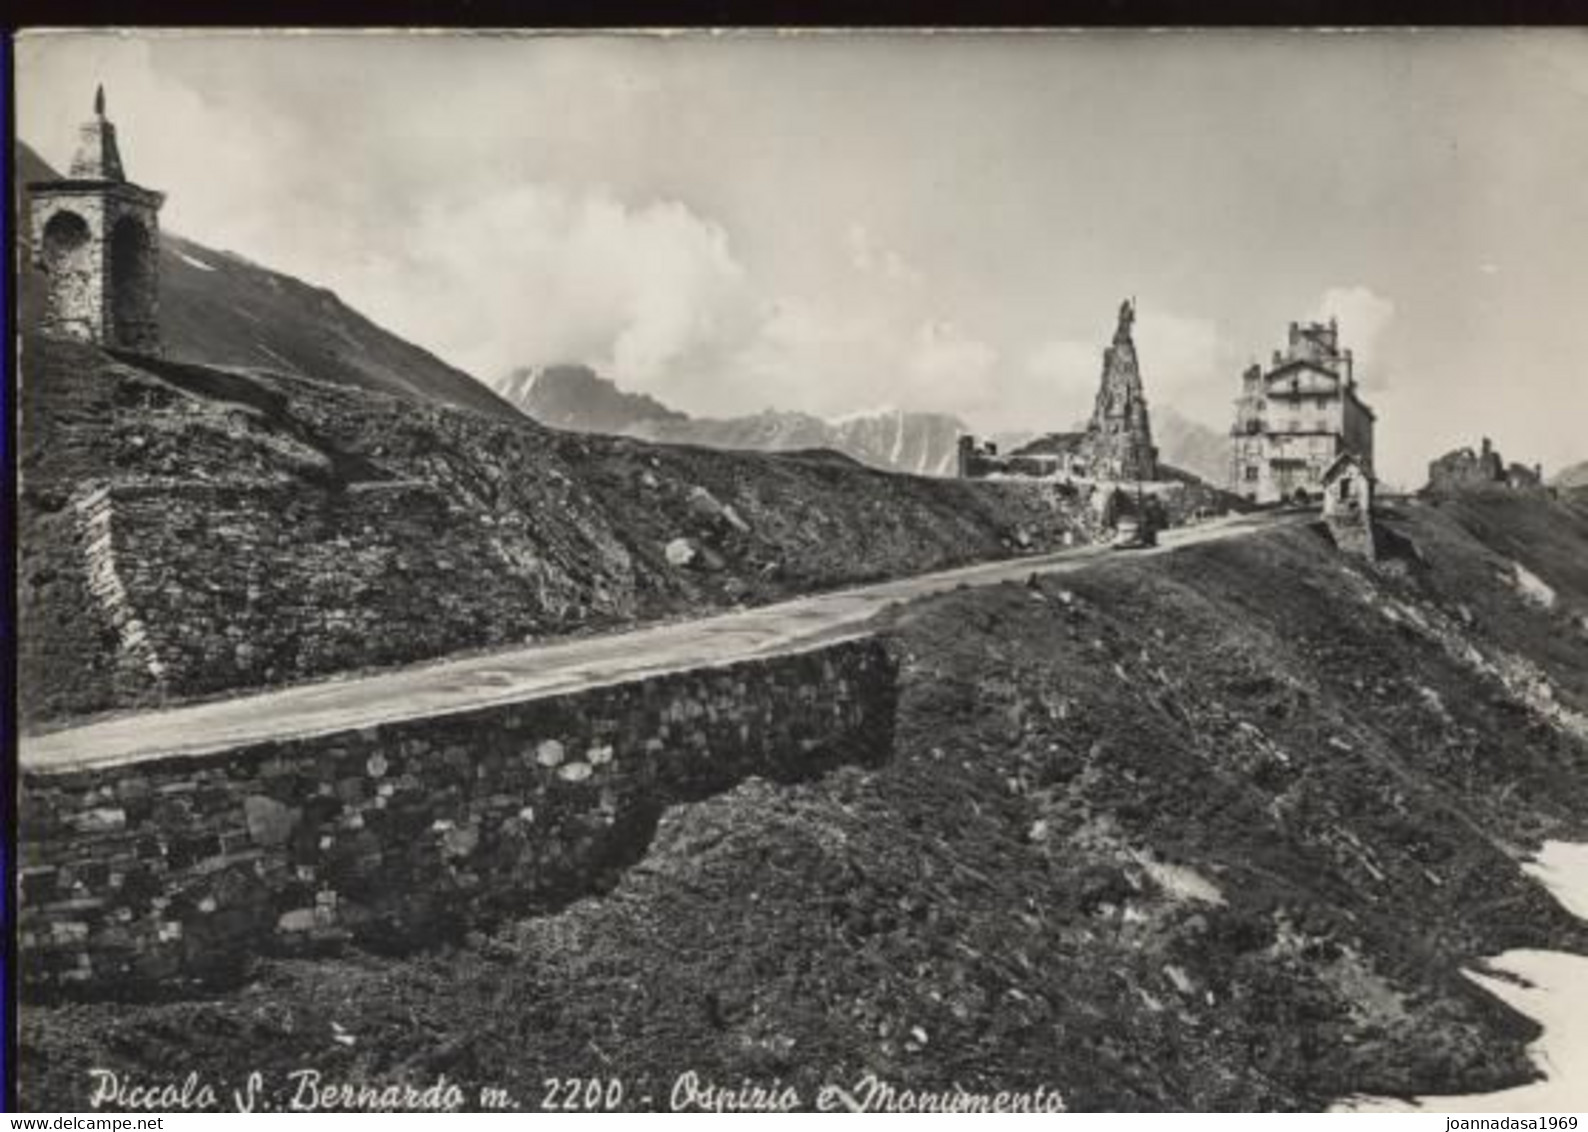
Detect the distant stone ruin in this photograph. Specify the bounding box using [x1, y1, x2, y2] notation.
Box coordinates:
[27, 86, 165, 354]
[958, 299, 1158, 483]
[1425, 437, 1545, 495]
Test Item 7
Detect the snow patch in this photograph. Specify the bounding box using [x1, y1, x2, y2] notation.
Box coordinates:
[177, 251, 218, 273]
[1134, 853, 1226, 906]
[500, 366, 542, 402]
[1511, 561, 1557, 609]
[254, 343, 303, 374]
[831, 404, 902, 425]
[1526, 842, 1588, 921]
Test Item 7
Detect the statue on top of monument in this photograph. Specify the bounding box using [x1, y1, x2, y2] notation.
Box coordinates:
[1114, 298, 1135, 344]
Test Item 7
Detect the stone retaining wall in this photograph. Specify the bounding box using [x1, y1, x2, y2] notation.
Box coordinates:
[19, 637, 897, 998]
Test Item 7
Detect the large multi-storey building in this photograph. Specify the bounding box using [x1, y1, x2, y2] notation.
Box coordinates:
[1229, 318, 1375, 503]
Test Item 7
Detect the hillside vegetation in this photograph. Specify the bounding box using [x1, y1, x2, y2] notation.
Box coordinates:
[15, 142, 521, 422]
[18, 337, 1088, 724]
[21, 495, 1588, 1110]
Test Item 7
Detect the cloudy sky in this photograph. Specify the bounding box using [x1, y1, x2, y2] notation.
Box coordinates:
[17, 30, 1588, 485]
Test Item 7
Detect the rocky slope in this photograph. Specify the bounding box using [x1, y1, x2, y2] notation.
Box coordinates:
[496, 364, 685, 434]
[20, 493, 1588, 1111]
[1551, 460, 1588, 491]
[499, 364, 969, 476]
[17, 336, 1089, 725]
[15, 142, 522, 422]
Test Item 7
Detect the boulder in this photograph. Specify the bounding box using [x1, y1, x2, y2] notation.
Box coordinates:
[665, 537, 698, 567]
[687, 486, 751, 533]
[244, 795, 300, 847]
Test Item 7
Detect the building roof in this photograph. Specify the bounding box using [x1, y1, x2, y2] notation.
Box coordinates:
[1265, 357, 1343, 382]
[1263, 361, 1377, 421]
[68, 85, 126, 182]
[1321, 450, 1375, 485]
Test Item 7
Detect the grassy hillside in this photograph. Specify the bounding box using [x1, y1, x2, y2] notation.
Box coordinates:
[15, 142, 521, 422]
[21, 496, 1588, 1111]
[18, 337, 1089, 724]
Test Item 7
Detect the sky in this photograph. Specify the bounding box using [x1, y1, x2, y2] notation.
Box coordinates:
[16, 29, 1588, 487]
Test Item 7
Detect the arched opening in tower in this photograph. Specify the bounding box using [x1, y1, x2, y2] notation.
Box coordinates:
[41, 210, 95, 334]
[109, 215, 157, 349]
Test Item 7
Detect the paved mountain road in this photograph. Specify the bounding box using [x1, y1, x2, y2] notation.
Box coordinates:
[21, 511, 1289, 773]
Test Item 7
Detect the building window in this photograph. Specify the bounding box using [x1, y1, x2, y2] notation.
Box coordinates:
[1289, 419, 1301, 433]
[1244, 466, 1259, 482]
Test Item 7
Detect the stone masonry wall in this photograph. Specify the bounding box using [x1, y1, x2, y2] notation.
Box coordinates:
[74, 484, 169, 690]
[18, 637, 897, 998]
[31, 195, 107, 344]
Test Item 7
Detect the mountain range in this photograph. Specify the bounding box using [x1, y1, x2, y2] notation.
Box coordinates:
[499, 364, 968, 476]
[498, 363, 1233, 482]
[18, 137, 1236, 485]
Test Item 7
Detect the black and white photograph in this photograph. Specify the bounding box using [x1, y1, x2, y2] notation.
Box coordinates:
[8, 27, 1588, 1114]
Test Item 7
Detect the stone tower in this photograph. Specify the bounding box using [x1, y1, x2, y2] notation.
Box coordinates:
[1086, 299, 1158, 481]
[28, 85, 166, 353]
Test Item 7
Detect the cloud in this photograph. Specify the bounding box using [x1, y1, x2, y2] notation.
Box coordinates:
[1025, 305, 1227, 432]
[730, 298, 1003, 422]
[1135, 310, 1222, 400]
[1025, 338, 1102, 424]
[17, 36, 306, 257]
[343, 184, 761, 411]
[1312, 285, 1395, 387]
[908, 320, 998, 390]
[846, 222, 922, 287]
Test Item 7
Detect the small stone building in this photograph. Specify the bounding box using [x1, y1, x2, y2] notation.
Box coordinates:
[28, 86, 166, 354]
[1321, 451, 1377, 560]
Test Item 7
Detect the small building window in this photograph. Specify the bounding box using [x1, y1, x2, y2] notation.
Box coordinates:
[1244, 466, 1259, 482]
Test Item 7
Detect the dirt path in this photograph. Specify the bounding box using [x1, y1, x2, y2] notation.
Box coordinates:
[21, 511, 1288, 774]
